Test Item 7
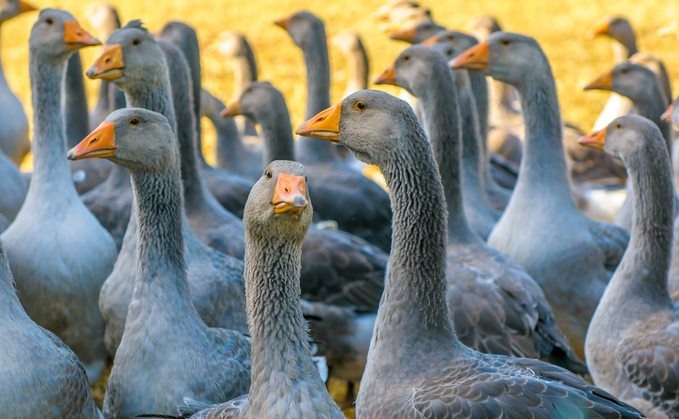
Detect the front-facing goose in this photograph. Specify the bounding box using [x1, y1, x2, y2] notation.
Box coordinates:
[580, 115, 679, 418]
[180, 161, 343, 419]
[1, 9, 115, 385]
[451, 32, 630, 357]
[296, 90, 642, 418]
[69, 108, 251, 418]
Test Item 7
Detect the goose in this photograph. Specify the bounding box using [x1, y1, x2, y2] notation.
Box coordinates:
[585, 61, 676, 230]
[296, 89, 642, 418]
[84, 1, 122, 129]
[69, 108, 251, 418]
[0, 239, 103, 418]
[159, 21, 253, 219]
[64, 51, 113, 195]
[451, 32, 630, 357]
[178, 161, 343, 419]
[373, 45, 585, 373]
[580, 115, 679, 418]
[420, 31, 513, 212]
[371, 0, 428, 33]
[85, 21, 248, 356]
[210, 30, 258, 137]
[389, 19, 445, 44]
[275, 11, 393, 252]
[662, 99, 679, 301]
[0, 0, 32, 165]
[330, 29, 369, 98]
[0, 9, 116, 385]
[589, 16, 672, 130]
[201, 88, 262, 179]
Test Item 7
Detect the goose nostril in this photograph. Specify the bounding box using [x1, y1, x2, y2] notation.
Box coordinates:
[285, 187, 290, 193]
[90, 137, 98, 144]
[104, 58, 110, 64]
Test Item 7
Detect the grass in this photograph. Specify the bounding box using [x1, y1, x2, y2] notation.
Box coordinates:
[3, 0, 678, 417]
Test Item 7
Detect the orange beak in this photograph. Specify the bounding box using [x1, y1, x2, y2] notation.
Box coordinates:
[390, 26, 417, 43]
[271, 173, 308, 216]
[578, 127, 607, 151]
[86, 44, 124, 80]
[63, 20, 101, 50]
[449, 41, 489, 70]
[295, 101, 343, 142]
[661, 102, 674, 123]
[584, 71, 613, 91]
[17, 1, 36, 14]
[588, 20, 611, 38]
[220, 102, 241, 118]
[68, 122, 117, 160]
[274, 16, 292, 30]
[419, 34, 441, 46]
[374, 62, 398, 86]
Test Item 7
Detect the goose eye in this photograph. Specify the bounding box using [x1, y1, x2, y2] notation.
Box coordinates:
[131, 38, 140, 46]
[500, 38, 510, 46]
[45, 17, 54, 25]
[620, 68, 628, 74]
[447, 35, 454, 40]
[265, 169, 273, 179]
[615, 123, 622, 129]
[354, 101, 367, 111]
[402, 55, 410, 62]
[129, 118, 140, 126]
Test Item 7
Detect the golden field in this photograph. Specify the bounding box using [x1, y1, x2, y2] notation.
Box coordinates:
[2, 0, 679, 417]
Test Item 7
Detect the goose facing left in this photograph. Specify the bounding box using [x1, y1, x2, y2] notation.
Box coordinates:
[1, 9, 116, 385]
[0, 239, 103, 418]
[0, 0, 33, 165]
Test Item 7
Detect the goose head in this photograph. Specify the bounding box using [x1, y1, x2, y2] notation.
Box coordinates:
[661, 97, 678, 128]
[30, 9, 100, 61]
[221, 81, 284, 124]
[465, 14, 502, 41]
[274, 11, 325, 50]
[68, 107, 177, 173]
[157, 21, 195, 54]
[420, 30, 478, 53]
[449, 31, 547, 87]
[330, 30, 363, 54]
[584, 62, 658, 103]
[244, 160, 312, 241]
[579, 114, 665, 163]
[296, 90, 416, 166]
[86, 20, 163, 88]
[374, 44, 450, 98]
[390, 20, 444, 44]
[588, 16, 635, 46]
[0, 0, 35, 24]
[84, 2, 120, 42]
[210, 30, 250, 57]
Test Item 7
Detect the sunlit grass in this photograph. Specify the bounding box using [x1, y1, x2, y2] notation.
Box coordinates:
[4, 0, 678, 416]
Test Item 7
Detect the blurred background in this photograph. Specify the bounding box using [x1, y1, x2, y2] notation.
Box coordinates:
[2, 0, 678, 172]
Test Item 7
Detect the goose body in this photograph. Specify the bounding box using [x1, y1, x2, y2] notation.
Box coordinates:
[296, 90, 641, 418]
[582, 115, 679, 418]
[452, 33, 630, 357]
[1, 10, 115, 385]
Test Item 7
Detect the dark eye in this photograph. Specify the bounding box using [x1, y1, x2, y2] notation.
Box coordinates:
[615, 123, 622, 129]
[129, 118, 140, 126]
[620, 68, 628, 74]
[500, 38, 510, 46]
[132, 38, 140, 46]
[265, 169, 273, 179]
[354, 101, 367, 111]
[402, 54, 410, 62]
[447, 35, 454, 41]
[45, 17, 54, 25]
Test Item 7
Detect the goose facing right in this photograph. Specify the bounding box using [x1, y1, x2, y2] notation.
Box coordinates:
[69, 108, 251, 418]
[451, 32, 630, 357]
[580, 115, 679, 418]
[296, 89, 642, 418]
[180, 161, 343, 419]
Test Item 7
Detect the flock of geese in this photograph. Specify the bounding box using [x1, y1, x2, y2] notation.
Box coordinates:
[2, 0, 679, 417]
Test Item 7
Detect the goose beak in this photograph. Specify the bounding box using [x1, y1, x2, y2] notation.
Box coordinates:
[221, 102, 242, 118]
[584, 71, 613, 91]
[271, 173, 308, 216]
[578, 127, 607, 151]
[63, 20, 101, 50]
[419, 34, 441, 46]
[274, 16, 292, 30]
[374, 62, 398, 86]
[17, 1, 36, 14]
[661, 103, 674, 123]
[295, 101, 342, 142]
[588, 20, 611, 38]
[153, 29, 162, 40]
[87, 44, 124, 80]
[449, 41, 488, 70]
[390, 26, 417, 43]
[68, 122, 116, 160]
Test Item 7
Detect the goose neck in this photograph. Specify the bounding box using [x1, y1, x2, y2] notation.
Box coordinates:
[343, 45, 369, 97]
[630, 87, 674, 152]
[231, 52, 258, 102]
[468, 71, 489, 144]
[259, 107, 295, 164]
[28, 51, 77, 192]
[0, 30, 8, 91]
[244, 231, 318, 397]
[63, 53, 90, 148]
